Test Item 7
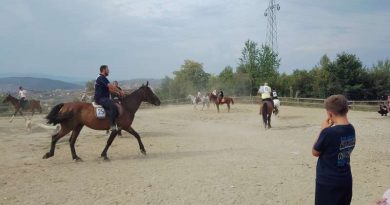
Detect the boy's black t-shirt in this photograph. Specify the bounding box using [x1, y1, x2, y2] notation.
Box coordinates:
[314, 124, 356, 185]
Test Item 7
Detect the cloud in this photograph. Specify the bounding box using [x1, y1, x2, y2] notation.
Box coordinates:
[0, 0, 389, 79]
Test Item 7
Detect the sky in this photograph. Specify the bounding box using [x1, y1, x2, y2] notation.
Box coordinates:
[0, 0, 389, 80]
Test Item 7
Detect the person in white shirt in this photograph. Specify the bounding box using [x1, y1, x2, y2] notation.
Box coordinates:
[196, 91, 202, 103]
[18, 86, 27, 108]
[258, 83, 274, 107]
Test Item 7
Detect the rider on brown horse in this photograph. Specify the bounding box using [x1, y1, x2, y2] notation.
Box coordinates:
[218, 89, 224, 103]
[95, 65, 124, 131]
[18, 86, 27, 109]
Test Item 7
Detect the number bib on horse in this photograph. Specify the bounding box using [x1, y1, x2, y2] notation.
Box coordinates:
[92, 102, 106, 119]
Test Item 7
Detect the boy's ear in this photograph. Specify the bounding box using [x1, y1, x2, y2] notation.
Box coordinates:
[326, 110, 333, 118]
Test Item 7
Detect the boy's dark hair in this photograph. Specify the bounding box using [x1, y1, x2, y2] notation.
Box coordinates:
[100, 65, 108, 72]
[324, 95, 349, 116]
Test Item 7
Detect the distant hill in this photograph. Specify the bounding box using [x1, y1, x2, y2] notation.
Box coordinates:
[118, 79, 162, 89]
[0, 77, 83, 92]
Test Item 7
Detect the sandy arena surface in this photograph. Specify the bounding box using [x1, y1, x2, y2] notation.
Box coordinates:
[0, 104, 389, 205]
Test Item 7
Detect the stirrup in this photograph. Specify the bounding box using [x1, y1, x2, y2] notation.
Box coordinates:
[110, 124, 118, 131]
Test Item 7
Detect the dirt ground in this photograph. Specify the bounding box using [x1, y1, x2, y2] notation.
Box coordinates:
[0, 104, 389, 205]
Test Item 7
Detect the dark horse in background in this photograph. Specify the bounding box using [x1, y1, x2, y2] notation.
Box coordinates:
[208, 93, 234, 112]
[43, 82, 161, 161]
[260, 100, 273, 129]
[2, 94, 42, 122]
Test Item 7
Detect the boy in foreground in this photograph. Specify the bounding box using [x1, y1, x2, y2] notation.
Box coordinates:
[312, 95, 356, 205]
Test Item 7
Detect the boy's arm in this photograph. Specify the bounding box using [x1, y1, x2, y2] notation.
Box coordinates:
[312, 149, 320, 157]
[312, 118, 333, 157]
[312, 135, 321, 157]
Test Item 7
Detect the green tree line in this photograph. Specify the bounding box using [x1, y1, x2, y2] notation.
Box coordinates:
[156, 39, 390, 101]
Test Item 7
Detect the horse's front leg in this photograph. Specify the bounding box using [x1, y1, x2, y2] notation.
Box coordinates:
[9, 109, 19, 122]
[125, 127, 146, 155]
[100, 130, 119, 160]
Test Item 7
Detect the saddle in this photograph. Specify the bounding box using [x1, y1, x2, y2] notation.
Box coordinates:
[92, 102, 124, 120]
[20, 99, 29, 109]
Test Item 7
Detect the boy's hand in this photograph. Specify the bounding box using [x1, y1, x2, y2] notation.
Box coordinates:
[321, 118, 333, 129]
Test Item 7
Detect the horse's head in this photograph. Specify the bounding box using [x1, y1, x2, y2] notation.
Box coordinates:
[138, 81, 161, 106]
[2, 93, 12, 103]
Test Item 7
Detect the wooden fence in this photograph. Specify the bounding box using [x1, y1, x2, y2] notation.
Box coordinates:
[0, 96, 384, 116]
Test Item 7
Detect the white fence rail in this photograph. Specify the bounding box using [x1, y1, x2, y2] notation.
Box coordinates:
[159, 96, 383, 111]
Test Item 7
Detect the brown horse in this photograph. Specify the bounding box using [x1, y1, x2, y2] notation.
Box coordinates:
[208, 93, 234, 112]
[43, 82, 161, 161]
[260, 100, 273, 129]
[2, 94, 42, 122]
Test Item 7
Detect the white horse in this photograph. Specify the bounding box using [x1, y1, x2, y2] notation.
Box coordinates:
[273, 98, 280, 116]
[187, 94, 209, 110]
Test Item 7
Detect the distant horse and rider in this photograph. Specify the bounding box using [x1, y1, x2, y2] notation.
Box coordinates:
[2, 92, 42, 122]
[208, 89, 234, 112]
[43, 65, 161, 161]
[187, 92, 209, 110]
[258, 83, 276, 129]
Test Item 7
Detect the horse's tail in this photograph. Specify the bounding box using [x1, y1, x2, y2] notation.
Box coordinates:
[262, 102, 268, 124]
[231, 98, 234, 104]
[46, 103, 72, 125]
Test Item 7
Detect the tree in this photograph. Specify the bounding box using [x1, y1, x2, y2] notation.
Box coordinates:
[166, 60, 210, 99]
[290, 69, 314, 98]
[258, 45, 280, 86]
[326, 53, 365, 99]
[239, 40, 281, 95]
[218, 66, 235, 94]
[365, 59, 390, 99]
[156, 76, 173, 100]
[85, 80, 95, 93]
[239, 40, 261, 94]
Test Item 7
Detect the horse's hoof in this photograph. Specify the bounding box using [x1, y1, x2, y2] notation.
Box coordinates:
[42, 152, 52, 159]
[73, 157, 83, 162]
[100, 154, 110, 161]
[141, 150, 147, 155]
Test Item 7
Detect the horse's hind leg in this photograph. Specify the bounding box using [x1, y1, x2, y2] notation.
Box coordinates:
[268, 114, 272, 128]
[30, 109, 35, 120]
[69, 125, 84, 161]
[43, 126, 72, 159]
[9, 114, 15, 123]
[101, 130, 118, 160]
[125, 127, 146, 155]
[227, 103, 230, 112]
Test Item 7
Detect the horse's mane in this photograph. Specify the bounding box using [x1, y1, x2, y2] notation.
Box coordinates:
[123, 87, 142, 100]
